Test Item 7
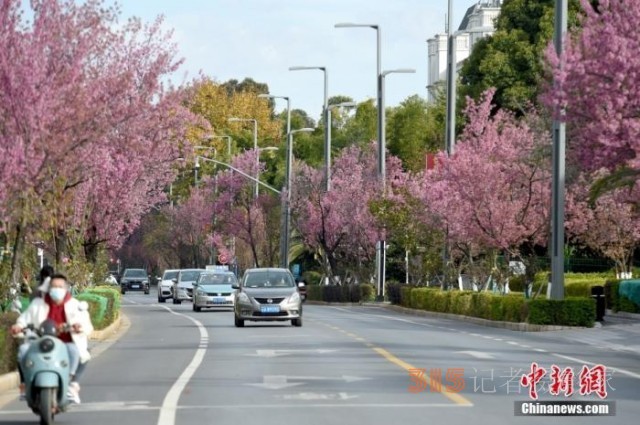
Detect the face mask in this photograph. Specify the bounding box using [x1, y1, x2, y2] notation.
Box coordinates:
[49, 287, 67, 302]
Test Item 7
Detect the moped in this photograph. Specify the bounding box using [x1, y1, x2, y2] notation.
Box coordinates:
[18, 319, 71, 425]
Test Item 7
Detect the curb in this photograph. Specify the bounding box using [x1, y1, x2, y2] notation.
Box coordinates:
[0, 312, 128, 396]
[89, 313, 123, 341]
[306, 300, 584, 332]
[605, 309, 640, 321]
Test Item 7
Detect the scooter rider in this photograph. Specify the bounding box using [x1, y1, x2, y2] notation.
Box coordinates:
[10, 273, 93, 404]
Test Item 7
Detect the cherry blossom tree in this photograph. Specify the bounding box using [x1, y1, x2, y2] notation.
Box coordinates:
[291, 142, 410, 281]
[0, 0, 199, 291]
[543, 0, 640, 175]
[567, 171, 640, 278]
[424, 90, 551, 285]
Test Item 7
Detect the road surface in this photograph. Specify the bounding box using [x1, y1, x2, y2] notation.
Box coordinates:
[1, 293, 639, 424]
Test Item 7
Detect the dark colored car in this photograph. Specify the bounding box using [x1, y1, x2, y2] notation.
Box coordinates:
[120, 268, 150, 295]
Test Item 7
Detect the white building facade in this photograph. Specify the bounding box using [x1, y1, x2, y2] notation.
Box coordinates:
[427, 0, 502, 102]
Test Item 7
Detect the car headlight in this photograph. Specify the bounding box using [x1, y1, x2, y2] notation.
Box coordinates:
[287, 292, 301, 304]
[237, 292, 250, 303]
[196, 290, 206, 296]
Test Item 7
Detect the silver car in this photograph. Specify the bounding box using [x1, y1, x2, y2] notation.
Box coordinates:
[157, 269, 178, 303]
[233, 268, 303, 327]
[192, 271, 237, 312]
[172, 269, 204, 304]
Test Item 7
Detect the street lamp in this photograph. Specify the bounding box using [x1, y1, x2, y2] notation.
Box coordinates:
[282, 128, 315, 269]
[194, 146, 217, 186]
[258, 93, 292, 267]
[228, 117, 258, 198]
[335, 23, 381, 174]
[206, 134, 232, 158]
[377, 68, 415, 300]
[289, 66, 330, 191]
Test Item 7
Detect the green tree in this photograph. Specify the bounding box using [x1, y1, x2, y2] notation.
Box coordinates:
[459, 0, 581, 111]
[387, 95, 441, 172]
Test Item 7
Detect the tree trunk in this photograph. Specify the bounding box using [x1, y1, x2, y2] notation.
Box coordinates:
[9, 215, 27, 290]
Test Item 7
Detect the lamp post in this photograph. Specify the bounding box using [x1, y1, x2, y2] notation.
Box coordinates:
[228, 117, 258, 198]
[258, 94, 292, 268]
[194, 146, 217, 186]
[282, 128, 315, 269]
[289, 66, 330, 191]
[550, 0, 568, 300]
[335, 22, 381, 175]
[206, 135, 232, 158]
[377, 69, 415, 300]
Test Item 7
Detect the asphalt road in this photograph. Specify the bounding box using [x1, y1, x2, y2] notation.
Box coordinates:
[1, 293, 639, 425]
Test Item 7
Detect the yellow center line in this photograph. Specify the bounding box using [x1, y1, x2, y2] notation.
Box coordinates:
[316, 320, 473, 407]
[372, 347, 472, 406]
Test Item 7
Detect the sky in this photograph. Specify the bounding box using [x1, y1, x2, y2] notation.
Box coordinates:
[118, 0, 477, 121]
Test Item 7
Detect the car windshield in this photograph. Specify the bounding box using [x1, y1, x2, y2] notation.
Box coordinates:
[244, 271, 294, 288]
[179, 270, 202, 282]
[163, 271, 178, 280]
[200, 284, 234, 292]
[124, 269, 146, 278]
[198, 274, 237, 285]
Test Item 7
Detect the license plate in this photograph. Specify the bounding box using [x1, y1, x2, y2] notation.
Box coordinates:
[260, 305, 280, 314]
[213, 297, 226, 304]
[131, 285, 140, 289]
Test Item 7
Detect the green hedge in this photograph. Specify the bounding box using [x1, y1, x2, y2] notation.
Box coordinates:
[604, 280, 640, 313]
[307, 285, 323, 301]
[302, 271, 323, 286]
[76, 293, 109, 330]
[528, 298, 595, 327]
[0, 312, 19, 375]
[85, 286, 121, 325]
[388, 287, 596, 326]
[306, 284, 376, 303]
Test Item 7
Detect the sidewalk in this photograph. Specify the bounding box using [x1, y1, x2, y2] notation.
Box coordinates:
[0, 313, 130, 406]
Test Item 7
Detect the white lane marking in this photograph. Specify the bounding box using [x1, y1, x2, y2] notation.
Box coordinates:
[0, 403, 471, 415]
[283, 392, 359, 401]
[506, 341, 520, 346]
[551, 353, 640, 380]
[177, 403, 472, 409]
[454, 351, 495, 359]
[534, 348, 547, 353]
[157, 306, 209, 425]
[245, 349, 337, 358]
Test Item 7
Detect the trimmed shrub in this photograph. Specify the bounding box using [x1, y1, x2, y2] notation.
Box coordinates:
[0, 312, 19, 375]
[604, 279, 640, 313]
[359, 284, 375, 302]
[400, 286, 413, 307]
[528, 298, 595, 327]
[386, 282, 402, 305]
[306, 285, 322, 301]
[76, 293, 109, 330]
[85, 286, 121, 325]
[302, 271, 323, 286]
[503, 295, 527, 323]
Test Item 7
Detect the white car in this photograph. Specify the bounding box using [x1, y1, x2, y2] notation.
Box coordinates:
[172, 269, 204, 304]
[192, 271, 238, 312]
[158, 269, 179, 303]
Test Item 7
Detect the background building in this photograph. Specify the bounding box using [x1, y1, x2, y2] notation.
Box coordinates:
[427, 0, 502, 102]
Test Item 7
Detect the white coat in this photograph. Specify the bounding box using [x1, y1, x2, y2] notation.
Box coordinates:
[16, 296, 94, 363]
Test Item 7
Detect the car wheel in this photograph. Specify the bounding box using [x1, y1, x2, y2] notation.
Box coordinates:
[158, 296, 165, 303]
[292, 318, 302, 327]
[144, 290, 150, 295]
[172, 298, 178, 305]
[193, 303, 201, 312]
[175, 299, 182, 305]
[234, 316, 244, 328]
[121, 290, 126, 295]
